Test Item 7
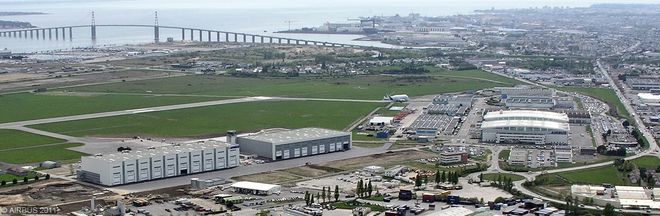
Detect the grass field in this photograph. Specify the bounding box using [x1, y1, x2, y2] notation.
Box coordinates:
[0, 92, 219, 123]
[559, 87, 630, 119]
[482, 173, 525, 182]
[67, 72, 520, 100]
[31, 101, 381, 138]
[0, 129, 65, 150]
[631, 156, 660, 169]
[0, 143, 86, 164]
[557, 166, 626, 185]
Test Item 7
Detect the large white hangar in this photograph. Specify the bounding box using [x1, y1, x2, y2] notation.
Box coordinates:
[236, 127, 351, 161]
[481, 110, 570, 145]
[78, 141, 239, 186]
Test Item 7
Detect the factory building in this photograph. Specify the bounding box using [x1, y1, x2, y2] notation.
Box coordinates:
[481, 110, 570, 144]
[432, 95, 474, 107]
[236, 128, 351, 161]
[554, 147, 573, 163]
[627, 78, 660, 90]
[637, 93, 660, 106]
[78, 141, 239, 186]
[499, 87, 556, 109]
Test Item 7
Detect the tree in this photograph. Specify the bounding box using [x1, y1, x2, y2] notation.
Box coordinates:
[326, 187, 332, 202]
[12, 179, 17, 185]
[603, 203, 616, 216]
[316, 193, 320, 203]
[0, 180, 5, 186]
[435, 170, 441, 184]
[310, 193, 315, 204]
[479, 173, 484, 182]
[497, 175, 502, 186]
[441, 171, 446, 183]
[321, 187, 326, 203]
[415, 174, 423, 188]
[23, 177, 28, 183]
[305, 191, 310, 206]
[34, 175, 39, 181]
[334, 185, 340, 202]
[45, 174, 50, 180]
[356, 179, 363, 198]
[367, 181, 373, 197]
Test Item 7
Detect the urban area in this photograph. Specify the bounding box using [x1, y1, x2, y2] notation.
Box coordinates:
[0, 2, 659, 216]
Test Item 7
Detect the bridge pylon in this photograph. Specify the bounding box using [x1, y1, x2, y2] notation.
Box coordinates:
[91, 11, 97, 41]
[154, 11, 159, 43]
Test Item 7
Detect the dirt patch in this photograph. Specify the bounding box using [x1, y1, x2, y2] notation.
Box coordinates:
[325, 150, 436, 170]
[0, 180, 111, 207]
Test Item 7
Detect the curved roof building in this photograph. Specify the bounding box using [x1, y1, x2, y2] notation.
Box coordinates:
[481, 110, 570, 145]
[483, 110, 569, 123]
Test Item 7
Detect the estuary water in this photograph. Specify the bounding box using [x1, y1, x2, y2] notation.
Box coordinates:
[0, 0, 654, 53]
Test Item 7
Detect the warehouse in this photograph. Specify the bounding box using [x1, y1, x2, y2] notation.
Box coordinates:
[236, 128, 351, 161]
[499, 87, 556, 109]
[432, 95, 474, 107]
[231, 181, 281, 195]
[481, 110, 570, 144]
[409, 114, 450, 137]
[78, 141, 239, 186]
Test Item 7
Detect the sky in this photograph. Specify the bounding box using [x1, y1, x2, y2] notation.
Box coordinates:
[1, 0, 659, 11]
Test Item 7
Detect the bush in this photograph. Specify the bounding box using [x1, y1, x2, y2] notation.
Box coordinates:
[0, 180, 5, 186]
[12, 179, 17, 184]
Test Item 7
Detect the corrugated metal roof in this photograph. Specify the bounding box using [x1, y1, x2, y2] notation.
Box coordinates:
[239, 128, 349, 146]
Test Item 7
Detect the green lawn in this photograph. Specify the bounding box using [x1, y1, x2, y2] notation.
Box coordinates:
[631, 156, 660, 169]
[0, 143, 86, 164]
[557, 166, 626, 185]
[352, 131, 387, 142]
[0, 129, 65, 150]
[0, 172, 37, 182]
[499, 150, 510, 160]
[67, 73, 520, 100]
[559, 87, 630, 119]
[31, 101, 381, 138]
[482, 173, 525, 181]
[0, 92, 219, 123]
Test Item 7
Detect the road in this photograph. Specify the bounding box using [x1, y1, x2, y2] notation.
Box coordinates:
[596, 59, 659, 153]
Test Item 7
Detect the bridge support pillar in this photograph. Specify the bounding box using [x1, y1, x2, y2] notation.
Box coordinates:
[41, 29, 46, 39]
[55, 28, 59, 40]
[189, 29, 193, 41]
[242, 34, 246, 42]
[181, 28, 185, 41]
[278, 38, 282, 44]
[91, 25, 96, 41]
[69, 27, 73, 41]
[30, 30, 34, 39]
[225, 33, 229, 42]
[287, 39, 291, 44]
[62, 28, 66, 40]
[234, 33, 237, 42]
[207, 31, 211, 42]
[216, 32, 220, 42]
[269, 37, 273, 43]
[198, 30, 202, 41]
[260, 36, 264, 43]
[154, 26, 159, 43]
[251, 35, 255, 43]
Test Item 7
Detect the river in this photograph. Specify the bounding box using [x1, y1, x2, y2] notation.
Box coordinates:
[0, 0, 652, 53]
